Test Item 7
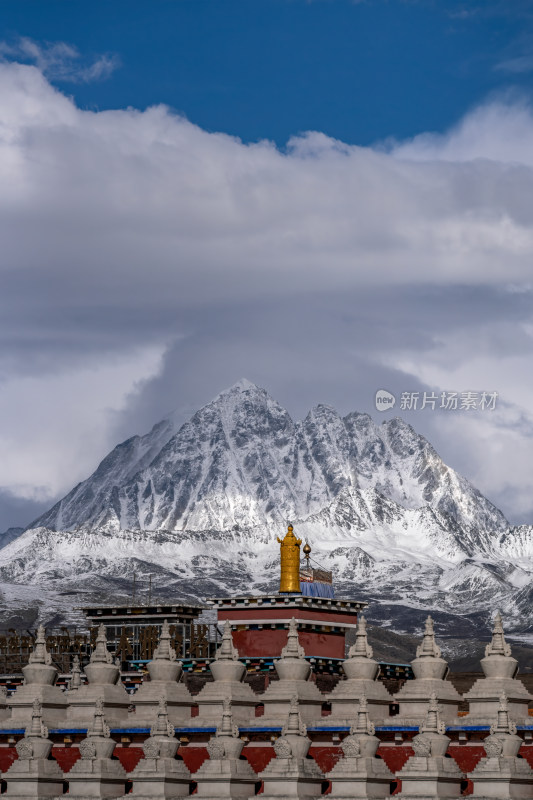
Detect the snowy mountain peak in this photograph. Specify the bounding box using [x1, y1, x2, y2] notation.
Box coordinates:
[32, 381, 507, 539]
[218, 377, 262, 394]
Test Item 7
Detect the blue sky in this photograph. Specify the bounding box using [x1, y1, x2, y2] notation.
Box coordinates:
[2, 0, 533, 530]
[2, 0, 533, 145]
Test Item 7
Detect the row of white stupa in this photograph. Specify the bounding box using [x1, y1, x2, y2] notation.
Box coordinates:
[1, 611, 531, 730]
[0, 659, 531, 798]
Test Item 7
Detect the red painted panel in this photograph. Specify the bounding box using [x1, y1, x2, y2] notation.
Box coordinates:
[242, 747, 273, 773]
[309, 746, 343, 773]
[232, 629, 345, 658]
[51, 746, 81, 773]
[114, 747, 144, 773]
[463, 778, 474, 796]
[178, 746, 209, 773]
[447, 745, 485, 773]
[0, 747, 17, 771]
[377, 745, 414, 773]
[519, 745, 533, 768]
[219, 608, 357, 625]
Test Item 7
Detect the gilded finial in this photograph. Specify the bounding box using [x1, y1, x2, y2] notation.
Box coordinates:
[277, 523, 302, 594]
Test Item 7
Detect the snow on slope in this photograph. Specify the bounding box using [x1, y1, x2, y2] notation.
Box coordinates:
[2, 379, 530, 636]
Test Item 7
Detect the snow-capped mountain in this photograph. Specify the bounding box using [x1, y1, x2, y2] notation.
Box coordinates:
[33, 378, 507, 537]
[1, 379, 532, 644]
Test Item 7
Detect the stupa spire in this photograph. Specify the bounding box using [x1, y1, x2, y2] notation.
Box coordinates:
[485, 612, 512, 658]
[216, 620, 239, 662]
[87, 698, 110, 739]
[90, 624, 113, 664]
[153, 620, 177, 662]
[281, 694, 307, 738]
[348, 615, 373, 659]
[218, 696, 239, 738]
[281, 618, 305, 660]
[416, 616, 441, 659]
[28, 625, 52, 666]
[421, 692, 446, 735]
[29, 699, 48, 739]
[491, 693, 517, 736]
[351, 692, 375, 736]
[150, 696, 175, 738]
[69, 655, 82, 690]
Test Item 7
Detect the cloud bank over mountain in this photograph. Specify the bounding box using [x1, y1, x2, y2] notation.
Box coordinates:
[1, 61, 533, 527]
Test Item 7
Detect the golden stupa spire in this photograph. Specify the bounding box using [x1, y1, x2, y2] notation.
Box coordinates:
[277, 523, 302, 593]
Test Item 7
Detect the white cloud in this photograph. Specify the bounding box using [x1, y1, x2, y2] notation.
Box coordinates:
[0, 37, 119, 83]
[495, 55, 533, 75]
[0, 345, 166, 504]
[391, 95, 533, 166]
[1, 63, 533, 526]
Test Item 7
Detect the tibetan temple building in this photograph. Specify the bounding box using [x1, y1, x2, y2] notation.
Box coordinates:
[209, 525, 367, 673]
[0, 523, 531, 799]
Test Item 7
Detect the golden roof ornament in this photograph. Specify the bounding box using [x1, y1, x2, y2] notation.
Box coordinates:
[277, 523, 302, 594]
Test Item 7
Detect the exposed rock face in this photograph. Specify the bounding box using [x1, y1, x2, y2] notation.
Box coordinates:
[0, 380, 532, 639]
